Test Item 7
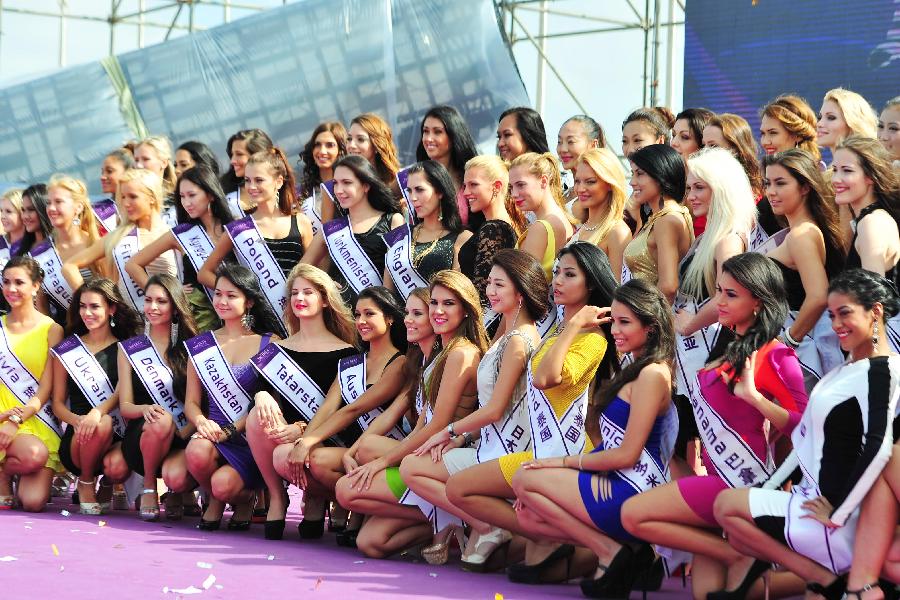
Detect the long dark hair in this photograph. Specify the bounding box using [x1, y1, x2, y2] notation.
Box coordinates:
[491, 249, 550, 322]
[594, 279, 675, 411]
[221, 128, 274, 193]
[498, 107, 550, 154]
[18, 184, 52, 255]
[177, 141, 220, 177]
[415, 105, 478, 178]
[175, 166, 235, 227]
[828, 268, 900, 320]
[333, 154, 402, 215]
[404, 160, 462, 232]
[246, 148, 298, 216]
[674, 107, 715, 148]
[214, 263, 284, 336]
[357, 286, 408, 353]
[707, 253, 788, 386]
[299, 121, 348, 198]
[66, 278, 143, 339]
[630, 144, 687, 208]
[144, 274, 199, 398]
[556, 242, 618, 381]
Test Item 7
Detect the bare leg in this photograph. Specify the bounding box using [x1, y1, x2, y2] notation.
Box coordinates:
[184, 438, 220, 491]
[246, 409, 288, 521]
[400, 453, 491, 533]
[445, 459, 524, 535]
[309, 447, 350, 492]
[101, 444, 131, 483]
[334, 469, 430, 521]
[17, 467, 54, 512]
[355, 515, 433, 559]
[139, 413, 175, 490]
[161, 450, 195, 493]
[3, 435, 53, 512]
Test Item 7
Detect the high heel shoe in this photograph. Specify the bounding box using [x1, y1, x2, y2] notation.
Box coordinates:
[78, 478, 104, 516]
[227, 494, 256, 531]
[138, 488, 160, 521]
[197, 517, 222, 531]
[707, 559, 771, 600]
[806, 574, 847, 600]
[461, 527, 512, 573]
[298, 494, 326, 539]
[579, 545, 635, 598]
[507, 543, 575, 584]
[264, 519, 286, 540]
[421, 525, 467, 565]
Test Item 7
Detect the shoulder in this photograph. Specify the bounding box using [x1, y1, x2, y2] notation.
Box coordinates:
[481, 220, 513, 236]
[786, 223, 825, 253]
[389, 212, 405, 228]
[454, 229, 473, 247]
[857, 209, 898, 235]
[635, 361, 672, 387]
[608, 220, 632, 243]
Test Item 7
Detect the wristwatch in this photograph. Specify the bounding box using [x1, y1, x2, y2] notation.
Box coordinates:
[447, 423, 456, 438]
[8, 414, 23, 426]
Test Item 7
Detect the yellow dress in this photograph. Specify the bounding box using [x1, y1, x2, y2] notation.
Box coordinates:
[622, 204, 693, 284]
[517, 220, 557, 282]
[0, 316, 60, 472]
[498, 331, 607, 484]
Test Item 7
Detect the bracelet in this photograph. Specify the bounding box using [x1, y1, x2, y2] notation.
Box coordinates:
[293, 436, 305, 447]
[462, 432, 474, 447]
[220, 423, 237, 441]
[783, 328, 801, 348]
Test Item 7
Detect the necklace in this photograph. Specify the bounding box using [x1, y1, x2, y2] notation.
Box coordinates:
[579, 221, 601, 232]
[412, 224, 446, 269]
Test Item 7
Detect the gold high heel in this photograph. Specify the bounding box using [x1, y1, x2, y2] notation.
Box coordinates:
[421, 525, 467, 565]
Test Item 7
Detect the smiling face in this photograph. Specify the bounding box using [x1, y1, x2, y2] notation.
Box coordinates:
[552, 252, 589, 307]
[701, 125, 730, 150]
[573, 162, 610, 211]
[405, 294, 434, 345]
[230, 139, 250, 179]
[46, 186, 82, 230]
[79, 290, 114, 332]
[2, 266, 39, 308]
[346, 123, 376, 163]
[831, 148, 872, 208]
[119, 180, 156, 224]
[462, 166, 499, 214]
[213, 276, 250, 322]
[333, 165, 369, 211]
[628, 161, 662, 207]
[557, 120, 592, 171]
[429, 284, 465, 336]
[100, 155, 128, 196]
[244, 162, 282, 206]
[610, 300, 650, 355]
[828, 291, 878, 356]
[0, 199, 22, 237]
[485, 265, 521, 316]
[715, 270, 760, 334]
[355, 297, 390, 343]
[759, 115, 798, 155]
[764, 164, 807, 217]
[421, 116, 451, 162]
[817, 100, 851, 148]
[684, 171, 712, 219]
[497, 114, 527, 162]
[179, 178, 212, 220]
[20, 195, 41, 233]
[143, 283, 173, 327]
[670, 118, 700, 160]
[313, 131, 340, 171]
[509, 165, 545, 213]
[406, 171, 440, 220]
[622, 121, 661, 157]
[134, 144, 167, 178]
[289, 276, 324, 320]
[878, 105, 900, 161]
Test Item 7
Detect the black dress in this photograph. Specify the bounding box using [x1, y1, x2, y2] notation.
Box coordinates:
[263, 214, 307, 276]
[458, 219, 517, 307]
[846, 203, 899, 286]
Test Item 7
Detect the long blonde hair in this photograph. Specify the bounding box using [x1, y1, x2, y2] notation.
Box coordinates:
[137, 135, 177, 195]
[572, 148, 627, 244]
[682, 147, 757, 299]
[509, 151, 575, 224]
[104, 169, 164, 280]
[283, 263, 356, 344]
[464, 154, 525, 235]
[47, 175, 101, 244]
[824, 88, 878, 140]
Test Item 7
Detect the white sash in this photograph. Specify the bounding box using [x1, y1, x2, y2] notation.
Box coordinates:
[395, 165, 416, 221]
[414, 358, 438, 423]
[185, 332, 252, 426]
[319, 180, 337, 211]
[119, 335, 187, 428]
[225, 216, 289, 337]
[599, 410, 671, 494]
[477, 380, 531, 463]
[620, 262, 633, 283]
[688, 373, 772, 487]
[338, 353, 404, 440]
[323, 217, 382, 294]
[482, 307, 501, 332]
[747, 222, 770, 253]
[301, 194, 323, 238]
[383, 224, 429, 301]
[30, 240, 74, 310]
[0, 237, 9, 272]
[249, 343, 329, 426]
[526, 363, 588, 459]
[172, 223, 215, 303]
[535, 305, 562, 340]
[0, 319, 61, 438]
[112, 227, 145, 311]
[51, 336, 125, 437]
[225, 190, 245, 219]
[91, 199, 119, 234]
[673, 293, 721, 398]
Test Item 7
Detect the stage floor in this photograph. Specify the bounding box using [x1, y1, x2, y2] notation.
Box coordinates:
[0, 492, 696, 599]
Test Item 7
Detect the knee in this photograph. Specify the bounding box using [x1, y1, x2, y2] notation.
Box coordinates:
[334, 476, 356, 510]
[210, 470, 244, 502]
[185, 439, 216, 470]
[445, 473, 468, 508]
[510, 468, 532, 497]
[619, 497, 641, 534]
[308, 449, 333, 481]
[103, 452, 130, 482]
[18, 444, 49, 473]
[245, 408, 262, 435]
[712, 489, 743, 529]
[355, 527, 387, 559]
[272, 444, 291, 478]
[162, 460, 191, 492]
[398, 454, 419, 482]
[356, 436, 380, 465]
[19, 494, 49, 513]
[98, 414, 114, 435]
[143, 414, 174, 439]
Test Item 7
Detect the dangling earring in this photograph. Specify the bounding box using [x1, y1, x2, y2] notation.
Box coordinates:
[170, 321, 179, 346]
[510, 298, 522, 329]
[110, 315, 116, 328]
[873, 320, 880, 350]
[72, 212, 81, 227]
[241, 312, 255, 331]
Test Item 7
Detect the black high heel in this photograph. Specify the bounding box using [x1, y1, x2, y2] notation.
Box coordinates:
[335, 528, 359, 548]
[506, 543, 575, 584]
[197, 517, 222, 531]
[706, 559, 771, 600]
[264, 519, 286, 540]
[632, 545, 665, 594]
[298, 518, 325, 539]
[806, 575, 847, 600]
[579, 545, 635, 599]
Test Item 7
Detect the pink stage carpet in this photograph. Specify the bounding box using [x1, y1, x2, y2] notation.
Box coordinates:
[0, 493, 696, 599]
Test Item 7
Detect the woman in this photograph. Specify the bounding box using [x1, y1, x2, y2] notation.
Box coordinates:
[127, 166, 234, 332]
[335, 271, 486, 559]
[621, 144, 694, 301]
[118, 274, 199, 520]
[220, 128, 274, 217]
[497, 107, 550, 162]
[175, 141, 220, 178]
[134, 136, 179, 226]
[621, 106, 674, 157]
[511, 152, 575, 282]
[384, 161, 471, 299]
[62, 169, 177, 312]
[52, 279, 142, 514]
[446, 243, 617, 583]
[98, 147, 134, 232]
[713, 269, 900, 600]
[621, 252, 807, 600]
[569, 148, 632, 280]
[457, 155, 521, 308]
[299, 121, 347, 224]
[0, 188, 25, 259]
[878, 96, 900, 165]
[346, 113, 401, 193]
[285, 285, 408, 544]
[400, 249, 547, 568]
[671, 108, 715, 162]
[183, 263, 283, 530]
[818, 88, 879, 159]
[557, 114, 606, 221]
[415, 105, 479, 227]
[0, 257, 64, 512]
[512, 278, 678, 598]
[301, 155, 403, 307]
[245, 264, 357, 540]
[200, 149, 312, 337]
[759, 95, 821, 162]
[762, 149, 846, 387]
[19, 184, 52, 256]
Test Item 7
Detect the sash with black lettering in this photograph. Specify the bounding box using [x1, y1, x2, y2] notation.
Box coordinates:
[172, 223, 215, 303]
[0, 319, 61, 438]
[225, 190, 246, 219]
[119, 335, 187, 428]
[225, 216, 288, 337]
[250, 343, 331, 429]
[0, 237, 9, 272]
[599, 409, 672, 494]
[477, 335, 532, 462]
[396, 165, 416, 220]
[112, 227, 145, 311]
[527, 361, 587, 459]
[51, 335, 125, 437]
[185, 332, 252, 426]
[673, 292, 721, 398]
[383, 224, 429, 301]
[301, 194, 323, 238]
[621, 262, 634, 284]
[92, 199, 118, 235]
[338, 353, 404, 440]
[29, 239, 74, 310]
[323, 217, 382, 294]
[688, 372, 772, 487]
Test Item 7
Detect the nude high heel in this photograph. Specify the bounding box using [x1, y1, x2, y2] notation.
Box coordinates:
[421, 525, 467, 565]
